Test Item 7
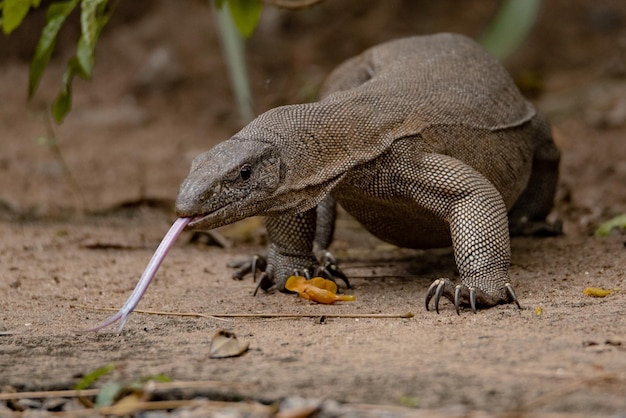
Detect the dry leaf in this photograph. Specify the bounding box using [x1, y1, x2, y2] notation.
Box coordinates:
[276, 405, 320, 418]
[102, 393, 142, 415]
[209, 330, 249, 359]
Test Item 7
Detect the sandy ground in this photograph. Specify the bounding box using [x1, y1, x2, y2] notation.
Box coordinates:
[1, 0, 626, 416]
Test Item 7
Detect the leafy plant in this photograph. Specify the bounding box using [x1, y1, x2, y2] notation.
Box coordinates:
[216, 0, 262, 38]
[2, 0, 114, 123]
[74, 363, 116, 390]
[212, 0, 257, 124]
[480, 0, 541, 60]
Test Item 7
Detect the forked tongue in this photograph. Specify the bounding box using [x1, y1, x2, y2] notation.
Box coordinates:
[77, 217, 192, 333]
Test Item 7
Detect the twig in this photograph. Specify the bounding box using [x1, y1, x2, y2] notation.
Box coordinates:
[73, 304, 414, 319]
[0, 380, 257, 401]
[98, 399, 272, 415]
[0, 389, 100, 401]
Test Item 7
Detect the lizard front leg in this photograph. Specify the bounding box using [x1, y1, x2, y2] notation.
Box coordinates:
[343, 147, 521, 313]
[415, 153, 519, 313]
[231, 198, 349, 291]
[229, 210, 317, 292]
[264, 208, 318, 291]
[228, 209, 317, 291]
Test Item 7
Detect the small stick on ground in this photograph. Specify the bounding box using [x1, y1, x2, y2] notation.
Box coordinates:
[73, 304, 414, 319]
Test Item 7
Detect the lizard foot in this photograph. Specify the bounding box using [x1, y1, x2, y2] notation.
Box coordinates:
[228, 255, 267, 282]
[314, 251, 351, 289]
[290, 253, 350, 290]
[227, 255, 274, 295]
[425, 278, 521, 314]
[227, 251, 350, 295]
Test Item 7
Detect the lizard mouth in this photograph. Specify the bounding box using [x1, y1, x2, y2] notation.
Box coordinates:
[184, 204, 233, 229]
[186, 213, 216, 228]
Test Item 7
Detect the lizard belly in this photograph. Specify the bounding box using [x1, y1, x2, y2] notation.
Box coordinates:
[335, 192, 453, 249]
[332, 145, 455, 250]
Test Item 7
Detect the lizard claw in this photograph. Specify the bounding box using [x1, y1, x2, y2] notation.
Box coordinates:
[315, 251, 351, 289]
[469, 286, 477, 314]
[252, 272, 274, 296]
[251, 255, 267, 283]
[452, 284, 478, 314]
[426, 278, 522, 313]
[453, 285, 473, 314]
[505, 282, 522, 309]
[425, 278, 448, 313]
[293, 268, 313, 280]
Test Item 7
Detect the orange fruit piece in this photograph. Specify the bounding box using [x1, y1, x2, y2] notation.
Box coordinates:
[285, 276, 356, 304]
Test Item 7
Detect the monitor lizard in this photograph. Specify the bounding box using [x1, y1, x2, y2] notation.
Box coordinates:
[175, 33, 560, 314]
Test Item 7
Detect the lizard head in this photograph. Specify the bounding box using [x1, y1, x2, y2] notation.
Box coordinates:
[175, 139, 282, 230]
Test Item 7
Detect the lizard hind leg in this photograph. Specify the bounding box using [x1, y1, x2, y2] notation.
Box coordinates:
[508, 116, 561, 237]
[228, 255, 274, 295]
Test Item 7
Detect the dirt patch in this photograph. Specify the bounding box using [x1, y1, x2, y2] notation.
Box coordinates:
[1, 0, 626, 416]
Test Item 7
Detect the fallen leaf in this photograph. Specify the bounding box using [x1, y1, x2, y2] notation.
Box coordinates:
[209, 329, 249, 359]
[399, 395, 420, 408]
[276, 404, 320, 418]
[103, 393, 142, 415]
[1, 385, 24, 412]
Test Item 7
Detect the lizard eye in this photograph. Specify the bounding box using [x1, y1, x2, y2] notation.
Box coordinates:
[239, 164, 252, 181]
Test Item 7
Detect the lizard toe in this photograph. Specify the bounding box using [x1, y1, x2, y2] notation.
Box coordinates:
[505, 282, 522, 309]
[228, 254, 267, 282]
[252, 272, 274, 296]
[316, 251, 351, 289]
[228, 254, 276, 296]
[425, 278, 454, 313]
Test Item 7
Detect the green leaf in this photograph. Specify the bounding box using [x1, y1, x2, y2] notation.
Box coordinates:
[75, 35, 93, 78]
[80, 0, 107, 50]
[45, 0, 112, 122]
[52, 56, 81, 123]
[226, 0, 262, 38]
[28, 0, 79, 99]
[595, 214, 626, 237]
[479, 0, 540, 60]
[52, 80, 71, 123]
[75, 0, 111, 79]
[74, 364, 116, 391]
[2, 0, 32, 34]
